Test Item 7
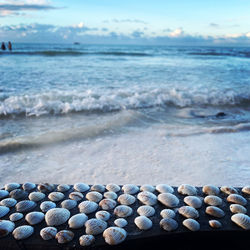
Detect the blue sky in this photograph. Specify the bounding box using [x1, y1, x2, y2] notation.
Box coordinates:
[0, 0, 250, 45]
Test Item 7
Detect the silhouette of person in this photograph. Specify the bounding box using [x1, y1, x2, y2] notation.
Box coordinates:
[1, 42, 6, 51]
[8, 41, 12, 51]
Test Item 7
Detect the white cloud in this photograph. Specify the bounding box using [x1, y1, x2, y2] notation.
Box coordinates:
[26, 0, 50, 4]
[71, 22, 84, 29]
[0, 0, 57, 17]
[0, 23, 250, 46]
[103, 19, 147, 24]
[2, 0, 50, 4]
[77, 22, 84, 29]
[224, 32, 250, 39]
[169, 28, 184, 37]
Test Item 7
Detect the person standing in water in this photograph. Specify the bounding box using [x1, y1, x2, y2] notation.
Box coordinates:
[1, 42, 6, 50]
[8, 41, 12, 51]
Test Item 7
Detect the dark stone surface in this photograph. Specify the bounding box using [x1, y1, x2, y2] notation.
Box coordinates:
[0, 184, 249, 250]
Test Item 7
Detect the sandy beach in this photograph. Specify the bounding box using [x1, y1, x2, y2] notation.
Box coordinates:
[1, 122, 250, 187]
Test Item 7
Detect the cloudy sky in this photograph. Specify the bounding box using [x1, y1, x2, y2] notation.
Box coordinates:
[0, 0, 250, 45]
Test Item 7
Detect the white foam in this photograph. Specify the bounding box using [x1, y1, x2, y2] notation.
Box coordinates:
[0, 110, 139, 152]
[0, 124, 250, 186]
[0, 87, 248, 117]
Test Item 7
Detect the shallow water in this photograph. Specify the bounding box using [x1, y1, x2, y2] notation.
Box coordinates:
[1, 44, 250, 186]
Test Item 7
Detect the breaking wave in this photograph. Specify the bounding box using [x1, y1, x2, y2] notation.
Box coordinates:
[1, 88, 250, 117]
[0, 50, 151, 57]
[189, 51, 250, 58]
[166, 123, 250, 137]
[0, 110, 139, 154]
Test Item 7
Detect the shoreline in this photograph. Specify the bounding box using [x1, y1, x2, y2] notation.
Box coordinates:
[1, 127, 249, 187]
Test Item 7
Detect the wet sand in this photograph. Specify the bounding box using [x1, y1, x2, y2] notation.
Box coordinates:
[1, 125, 249, 187]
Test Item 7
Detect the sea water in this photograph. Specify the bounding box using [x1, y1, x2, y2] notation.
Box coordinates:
[0, 44, 250, 185]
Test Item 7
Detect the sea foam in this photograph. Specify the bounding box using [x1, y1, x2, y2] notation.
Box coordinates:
[0, 87, 249, 117]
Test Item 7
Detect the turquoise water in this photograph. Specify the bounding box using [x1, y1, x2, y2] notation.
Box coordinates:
[1, 44, 250, 144]
[1, 44, 250, 114]
[0, 44, 250, 186]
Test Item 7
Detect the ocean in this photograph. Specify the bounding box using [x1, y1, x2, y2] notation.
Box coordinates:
[1, 43, 250, 186]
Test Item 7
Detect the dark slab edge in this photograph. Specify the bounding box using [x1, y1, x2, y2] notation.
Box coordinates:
[0, 185, 249, 250]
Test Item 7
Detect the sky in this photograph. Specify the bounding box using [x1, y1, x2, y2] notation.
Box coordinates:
[0, 0, 250, 45]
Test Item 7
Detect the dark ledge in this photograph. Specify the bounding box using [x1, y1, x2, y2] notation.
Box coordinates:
[0, 184, 249, 250]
